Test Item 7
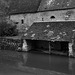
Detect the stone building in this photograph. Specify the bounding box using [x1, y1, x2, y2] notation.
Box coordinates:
[5, 0, 75, 57]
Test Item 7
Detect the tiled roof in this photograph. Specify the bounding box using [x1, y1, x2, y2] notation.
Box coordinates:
[23, 21, 75, 42]
[9, 0, 41, 14]
[38, 0, 75, 11]
[1, 0, 75, 15]
[0, 0, 41, 15]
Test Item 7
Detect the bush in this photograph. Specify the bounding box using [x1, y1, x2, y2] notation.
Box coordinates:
[0, 22, 18, 36]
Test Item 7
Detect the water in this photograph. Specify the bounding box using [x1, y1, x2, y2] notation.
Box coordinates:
[23, 51, 75, 74]
[0, 50, 75, 75]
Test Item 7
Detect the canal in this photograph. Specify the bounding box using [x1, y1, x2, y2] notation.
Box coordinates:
[0, 50, 75, 75]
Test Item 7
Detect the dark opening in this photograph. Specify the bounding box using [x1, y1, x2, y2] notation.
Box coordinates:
[50, 16, 55, 19]
[21, 19, 24, 24]
[26, 39, 69, 55]
[15, 22, 19, 24]
[50, 41, 69, 53]
[26, 40, 49, 52]
[42, 18, 44, 21]
[44, 7, 47, 9]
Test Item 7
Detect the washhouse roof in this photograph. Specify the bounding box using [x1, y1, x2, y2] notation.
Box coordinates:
[23, 21, 75, 42]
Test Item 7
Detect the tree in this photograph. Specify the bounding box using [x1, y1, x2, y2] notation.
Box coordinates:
[0, 21, 18, 36]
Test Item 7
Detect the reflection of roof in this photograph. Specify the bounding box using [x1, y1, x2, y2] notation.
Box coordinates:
[23, 22, 75, 42]
[38, 0, 75, 11]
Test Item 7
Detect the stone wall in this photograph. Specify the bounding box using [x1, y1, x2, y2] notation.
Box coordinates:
[10, 9, 75, 33]
[0, 37, 22, 51]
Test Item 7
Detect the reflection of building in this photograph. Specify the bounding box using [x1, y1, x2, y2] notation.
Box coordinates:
[18, 53, 28, 68]
[69, 58, 75, 75]
[7, 0, 75, 57]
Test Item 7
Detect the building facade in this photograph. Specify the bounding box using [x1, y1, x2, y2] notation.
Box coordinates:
[8, 0, 75, 56]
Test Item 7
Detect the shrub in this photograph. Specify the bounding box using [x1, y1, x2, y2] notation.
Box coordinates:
[0, 22, 18, 36]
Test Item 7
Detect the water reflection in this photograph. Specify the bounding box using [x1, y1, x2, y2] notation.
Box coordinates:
[69, 58, 75, 75]
[18, 52, 28, 68]
[19, 52, 69, 74]
[19, 51, 75, 75]
[0, 50, 75, 75]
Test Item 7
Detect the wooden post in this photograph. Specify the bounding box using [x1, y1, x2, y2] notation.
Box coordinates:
[49, 42, 51, 54]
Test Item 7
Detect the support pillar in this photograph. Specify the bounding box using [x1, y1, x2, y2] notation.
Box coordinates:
[68, 43, 73, 57]
[22, 40, 28, 51]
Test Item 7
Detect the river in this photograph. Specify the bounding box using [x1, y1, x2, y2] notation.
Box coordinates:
[0, 50, 75, 75]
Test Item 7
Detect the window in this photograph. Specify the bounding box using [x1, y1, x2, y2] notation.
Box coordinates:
[21, 19, 24, 24]
[42, 18, 44, 21]
[15, 22, 19, 24]
[50, 16, 55, 19]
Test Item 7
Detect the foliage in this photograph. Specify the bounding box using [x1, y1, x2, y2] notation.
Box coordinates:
[0, 22, 18, 36]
